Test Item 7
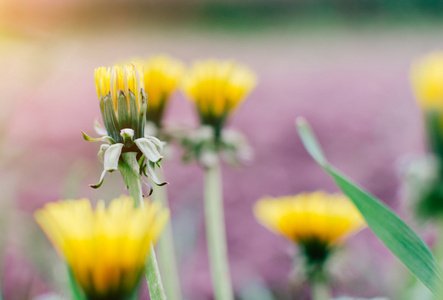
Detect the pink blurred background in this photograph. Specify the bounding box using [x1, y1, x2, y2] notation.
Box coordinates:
[1, 0, 442, 299]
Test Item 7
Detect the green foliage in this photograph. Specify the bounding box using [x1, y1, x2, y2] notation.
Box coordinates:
[296, 118, 442, 294]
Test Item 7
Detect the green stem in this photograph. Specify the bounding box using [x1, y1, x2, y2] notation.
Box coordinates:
[311, 278, 330, 300]
[153, 171, 183, 300]
[204, 158, 234, 300]
[120, 152, 167, 300]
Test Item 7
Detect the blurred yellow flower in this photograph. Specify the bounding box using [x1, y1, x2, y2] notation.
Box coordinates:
[35, 196, 169, 300]
[94, 64, 147, 142]
[137, 55, 185, 127]
[254, 192, 365, 248]
[183, 59, 256, 135]
[411, 52, 443, 111]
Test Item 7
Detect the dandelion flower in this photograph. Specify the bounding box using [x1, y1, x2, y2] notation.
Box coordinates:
[254, 191, 365, 265]
[411, 52, 443, 112]
[183, 59, 256, 138]
[35, 196, 169, 300]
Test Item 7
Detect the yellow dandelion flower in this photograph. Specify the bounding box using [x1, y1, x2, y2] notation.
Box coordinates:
[254, 192, 365, 264]
[134, 55, 185, 127]
[411, 52, 443, 112]
[182, 59, 257, 136]
[34, 195, 169, 300]
[94, 64, 147, 142]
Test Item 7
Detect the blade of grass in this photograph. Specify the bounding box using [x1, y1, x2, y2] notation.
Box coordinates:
[296, 117, 442, 294]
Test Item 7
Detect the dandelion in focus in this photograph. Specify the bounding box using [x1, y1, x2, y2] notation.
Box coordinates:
[94, 64, 147, 142]
[34, 196, 169, 300]
[254, 191, 365, 299]
[83, 63, 165, 190]
[183, 59, 256, 139]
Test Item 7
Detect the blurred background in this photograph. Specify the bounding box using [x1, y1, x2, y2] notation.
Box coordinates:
[1, 0, 443, 299]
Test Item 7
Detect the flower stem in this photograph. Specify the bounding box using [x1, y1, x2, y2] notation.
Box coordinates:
[204, 158, 234, 300]
[152, 171, 183, 300]
[120, 152, 167, 300]
[311, 277, 330, 300]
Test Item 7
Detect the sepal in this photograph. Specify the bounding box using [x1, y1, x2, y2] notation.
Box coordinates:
[94, 119, 108, 136]
[90, 143, 124, 188]
[98, 144, 110, 162]
[82, 131, 116, 144]
[135, 138, 163, 163]
[146, 161, 168, 186]
[177, 126, 253, 168]
[121, 128, 135, 148]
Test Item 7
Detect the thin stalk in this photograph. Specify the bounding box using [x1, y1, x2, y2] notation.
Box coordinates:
[0, 280, 4, 300]
[153, 171, 182, 300]
[120, 152, 167, 300]
[204, 158, 234, 300]
[311, 278, 330, 300]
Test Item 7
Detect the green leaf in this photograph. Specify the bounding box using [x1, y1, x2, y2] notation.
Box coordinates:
[296, 117, 442, 294]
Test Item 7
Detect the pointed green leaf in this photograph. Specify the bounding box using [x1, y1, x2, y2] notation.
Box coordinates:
[296, 117, 442, 294]
[296, 118, 327, 166]
[135, 138, 163, 163]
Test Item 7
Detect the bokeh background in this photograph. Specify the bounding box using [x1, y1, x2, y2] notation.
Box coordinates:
[2, 0, 443, 299]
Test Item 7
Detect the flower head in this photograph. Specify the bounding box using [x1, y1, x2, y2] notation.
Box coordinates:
[137, 55, 185, 127]
[95, 64, 147, 142]
[182, 59, 256, 138]
[254, 192, 365, 265]
[411, 52, 443, 112]
[86, 64, 166, 190]
[35, 196, 169, 300]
